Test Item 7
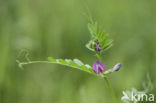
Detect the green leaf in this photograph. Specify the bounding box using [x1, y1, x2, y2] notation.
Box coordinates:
[85, 64, 91, 69]
[65, 59, 72, 63]
[48, 57, 56, 62]
[57, 59, 68, 65]
[98, 31, 105, 39]
[73, 59, 84, 66]
[103, 43, 113, 51]
[80, 65, 88, 71]
[48, 57, 96, 75]
[85, 40, 95, 51]
[69, 61, 79, 68]
[99, 34, 108, 43]
[102, 40, 113, 50]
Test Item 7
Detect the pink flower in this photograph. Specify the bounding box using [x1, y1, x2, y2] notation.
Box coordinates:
[93, 61, 105, 74]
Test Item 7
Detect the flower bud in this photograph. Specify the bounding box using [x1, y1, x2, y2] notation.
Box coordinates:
[111, 63, 122, 72]
[95, 44, 101, 51]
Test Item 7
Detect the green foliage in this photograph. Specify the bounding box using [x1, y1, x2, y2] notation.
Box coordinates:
[86, 21, 113, 53]
[48, 57, 95, 75]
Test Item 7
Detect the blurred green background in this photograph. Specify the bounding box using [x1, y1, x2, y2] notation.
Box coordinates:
[0, 0, 156, 103]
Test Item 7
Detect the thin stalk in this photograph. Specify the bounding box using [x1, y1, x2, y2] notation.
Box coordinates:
[96, 53, 102, 61]
[104, 77, 118, 103]
[96, 52, 118, 103]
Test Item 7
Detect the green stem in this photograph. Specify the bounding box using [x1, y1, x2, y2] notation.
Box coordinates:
[96, 52, 118, 103]
[104, 77, 118, 103]
[96, 53, 102, 61]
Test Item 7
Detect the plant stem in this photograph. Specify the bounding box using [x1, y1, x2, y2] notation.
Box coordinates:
[96, 53, 102, 61]
[104, 77, 118, 103]
[96, 52, 118, 103]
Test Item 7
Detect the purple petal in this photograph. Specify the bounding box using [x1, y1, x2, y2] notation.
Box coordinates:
[96, 44, 101, 51]
[93, 61, 105, 74]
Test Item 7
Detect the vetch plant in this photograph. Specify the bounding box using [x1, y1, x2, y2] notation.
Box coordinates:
[16, 18, 122, 103]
